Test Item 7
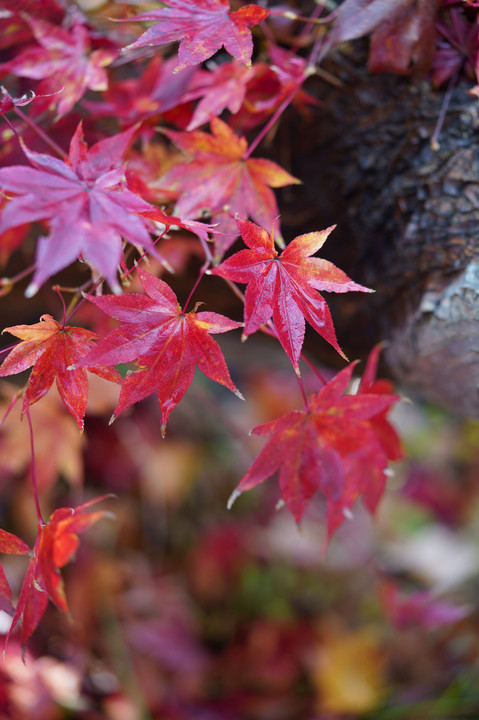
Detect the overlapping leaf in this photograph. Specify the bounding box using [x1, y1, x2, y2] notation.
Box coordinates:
[230, 360, 401, 542]
[122, 0, 270, 72]
[0, 314, 120, 430]
[0, 498, 108, 648]
[76, 267, 243, 434]
[321, 0, 439, 75]
[0, 17, 116, 118]
[159, 117, 299, 256]
[0, 122, 204, 294]
[212, 220, 372, 370]
[182, 60, 253, 130]
[83, 55, 195, 130]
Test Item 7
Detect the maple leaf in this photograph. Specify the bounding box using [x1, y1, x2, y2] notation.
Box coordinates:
[431, 6, 478, 87]
[182, 60, 253, 130]
[229, 362, 400, 542]
[159, 117, 299, 256]
[0, 122, 174, 294]
[0, 17, 116, 118]
[212, 220, 372, 370]
[358, 344, 403, 462]
[368, 0, 439, 75]
[0, 314, 120, 430]
[230, 44, 317, 132]
[82, 55, 195, 131]
[0, 497, 108, 648]
[321, 0, 440, 75]
[121, 0, 270, 73]
[76, 267, 243, 434]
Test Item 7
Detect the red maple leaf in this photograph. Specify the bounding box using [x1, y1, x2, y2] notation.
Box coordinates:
[182, 60, 253, 130]
[76, 267, 243, 434]
[0, 123, 179, 294]
[431, 6, 478, 87]
[212, 220, 371, 370]
[0, 497, 108, 648]
[159, 117, 299, 256]
[358, 344, 403, 462]
[0, 314, 120, 430]
[231, 44, 318, 132]
[0, 17, 116, 118]
[229, 362, 400, 542]
[82, 55, 195, 131]
[122, 0, 270, 73]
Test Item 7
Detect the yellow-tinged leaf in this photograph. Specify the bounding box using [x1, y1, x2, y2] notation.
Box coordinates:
[312, 625, 385, 714]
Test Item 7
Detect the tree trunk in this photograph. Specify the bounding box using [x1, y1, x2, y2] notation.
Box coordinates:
[278, 46, 479, 416]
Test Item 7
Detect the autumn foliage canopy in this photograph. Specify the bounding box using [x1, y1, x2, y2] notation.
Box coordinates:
[0, 0, 477, 673]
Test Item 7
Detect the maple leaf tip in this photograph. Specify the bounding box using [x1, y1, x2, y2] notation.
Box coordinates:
[234, 388, 245, 401]
[160, 423, 167, 438]
[227, 488, 242, 511]
[108, 413, 116, 426]
[24, 283, 38, 299]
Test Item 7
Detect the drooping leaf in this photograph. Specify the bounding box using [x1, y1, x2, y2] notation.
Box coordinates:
[0, 17, 116, 118]
[230, 362, 401, 541]
[121, 0, 270, 72]
[358, 344, 403, 462]
[0, 497, 108, 648]
[82, 55, 195, 131]
[430, 6, 478, 87]
[212, 220, 371, 370]
[0, 314, 120, 430]
[322, 0, 440, 75]
[76, 267, 243, 434]
[368, 0, 439, 75]
[0, 123, 185, 294]
[182, 60, 253, 130]
[159, 118, 299, 256]
[231, 44, 317, 132]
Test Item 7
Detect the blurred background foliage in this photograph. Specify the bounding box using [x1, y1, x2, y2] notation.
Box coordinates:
[1, 338, 479, 720]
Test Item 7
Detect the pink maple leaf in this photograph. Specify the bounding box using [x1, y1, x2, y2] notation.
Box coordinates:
[0, 17, 116, 118]
[0, 123, 185, 294]
[121, 0, 270, 72]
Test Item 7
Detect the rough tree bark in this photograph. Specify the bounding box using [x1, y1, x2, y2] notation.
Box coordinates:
[278, 46, 479, 417]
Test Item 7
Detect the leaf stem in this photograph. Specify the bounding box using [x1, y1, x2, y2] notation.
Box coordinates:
[296, 373, 309, 410]
[25, 407, 44, 526]
[244, 84, 301, 159]
[268, 9, 329, 25]
[64, 276, 103, 325]
[300, 352, 328, 385]
[430, 69, 459, 150]
[183, 260, 210, 312]
[1, 264, 36, 290]
[14, 107, 68, 159]
[0, 113, 21, 143]
[0, 391, 21, 430]
[54, 285, 67, 328]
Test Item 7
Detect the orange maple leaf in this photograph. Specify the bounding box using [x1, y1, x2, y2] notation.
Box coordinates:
[159, 117, 299, 256]
[0, 314, 120, 430]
